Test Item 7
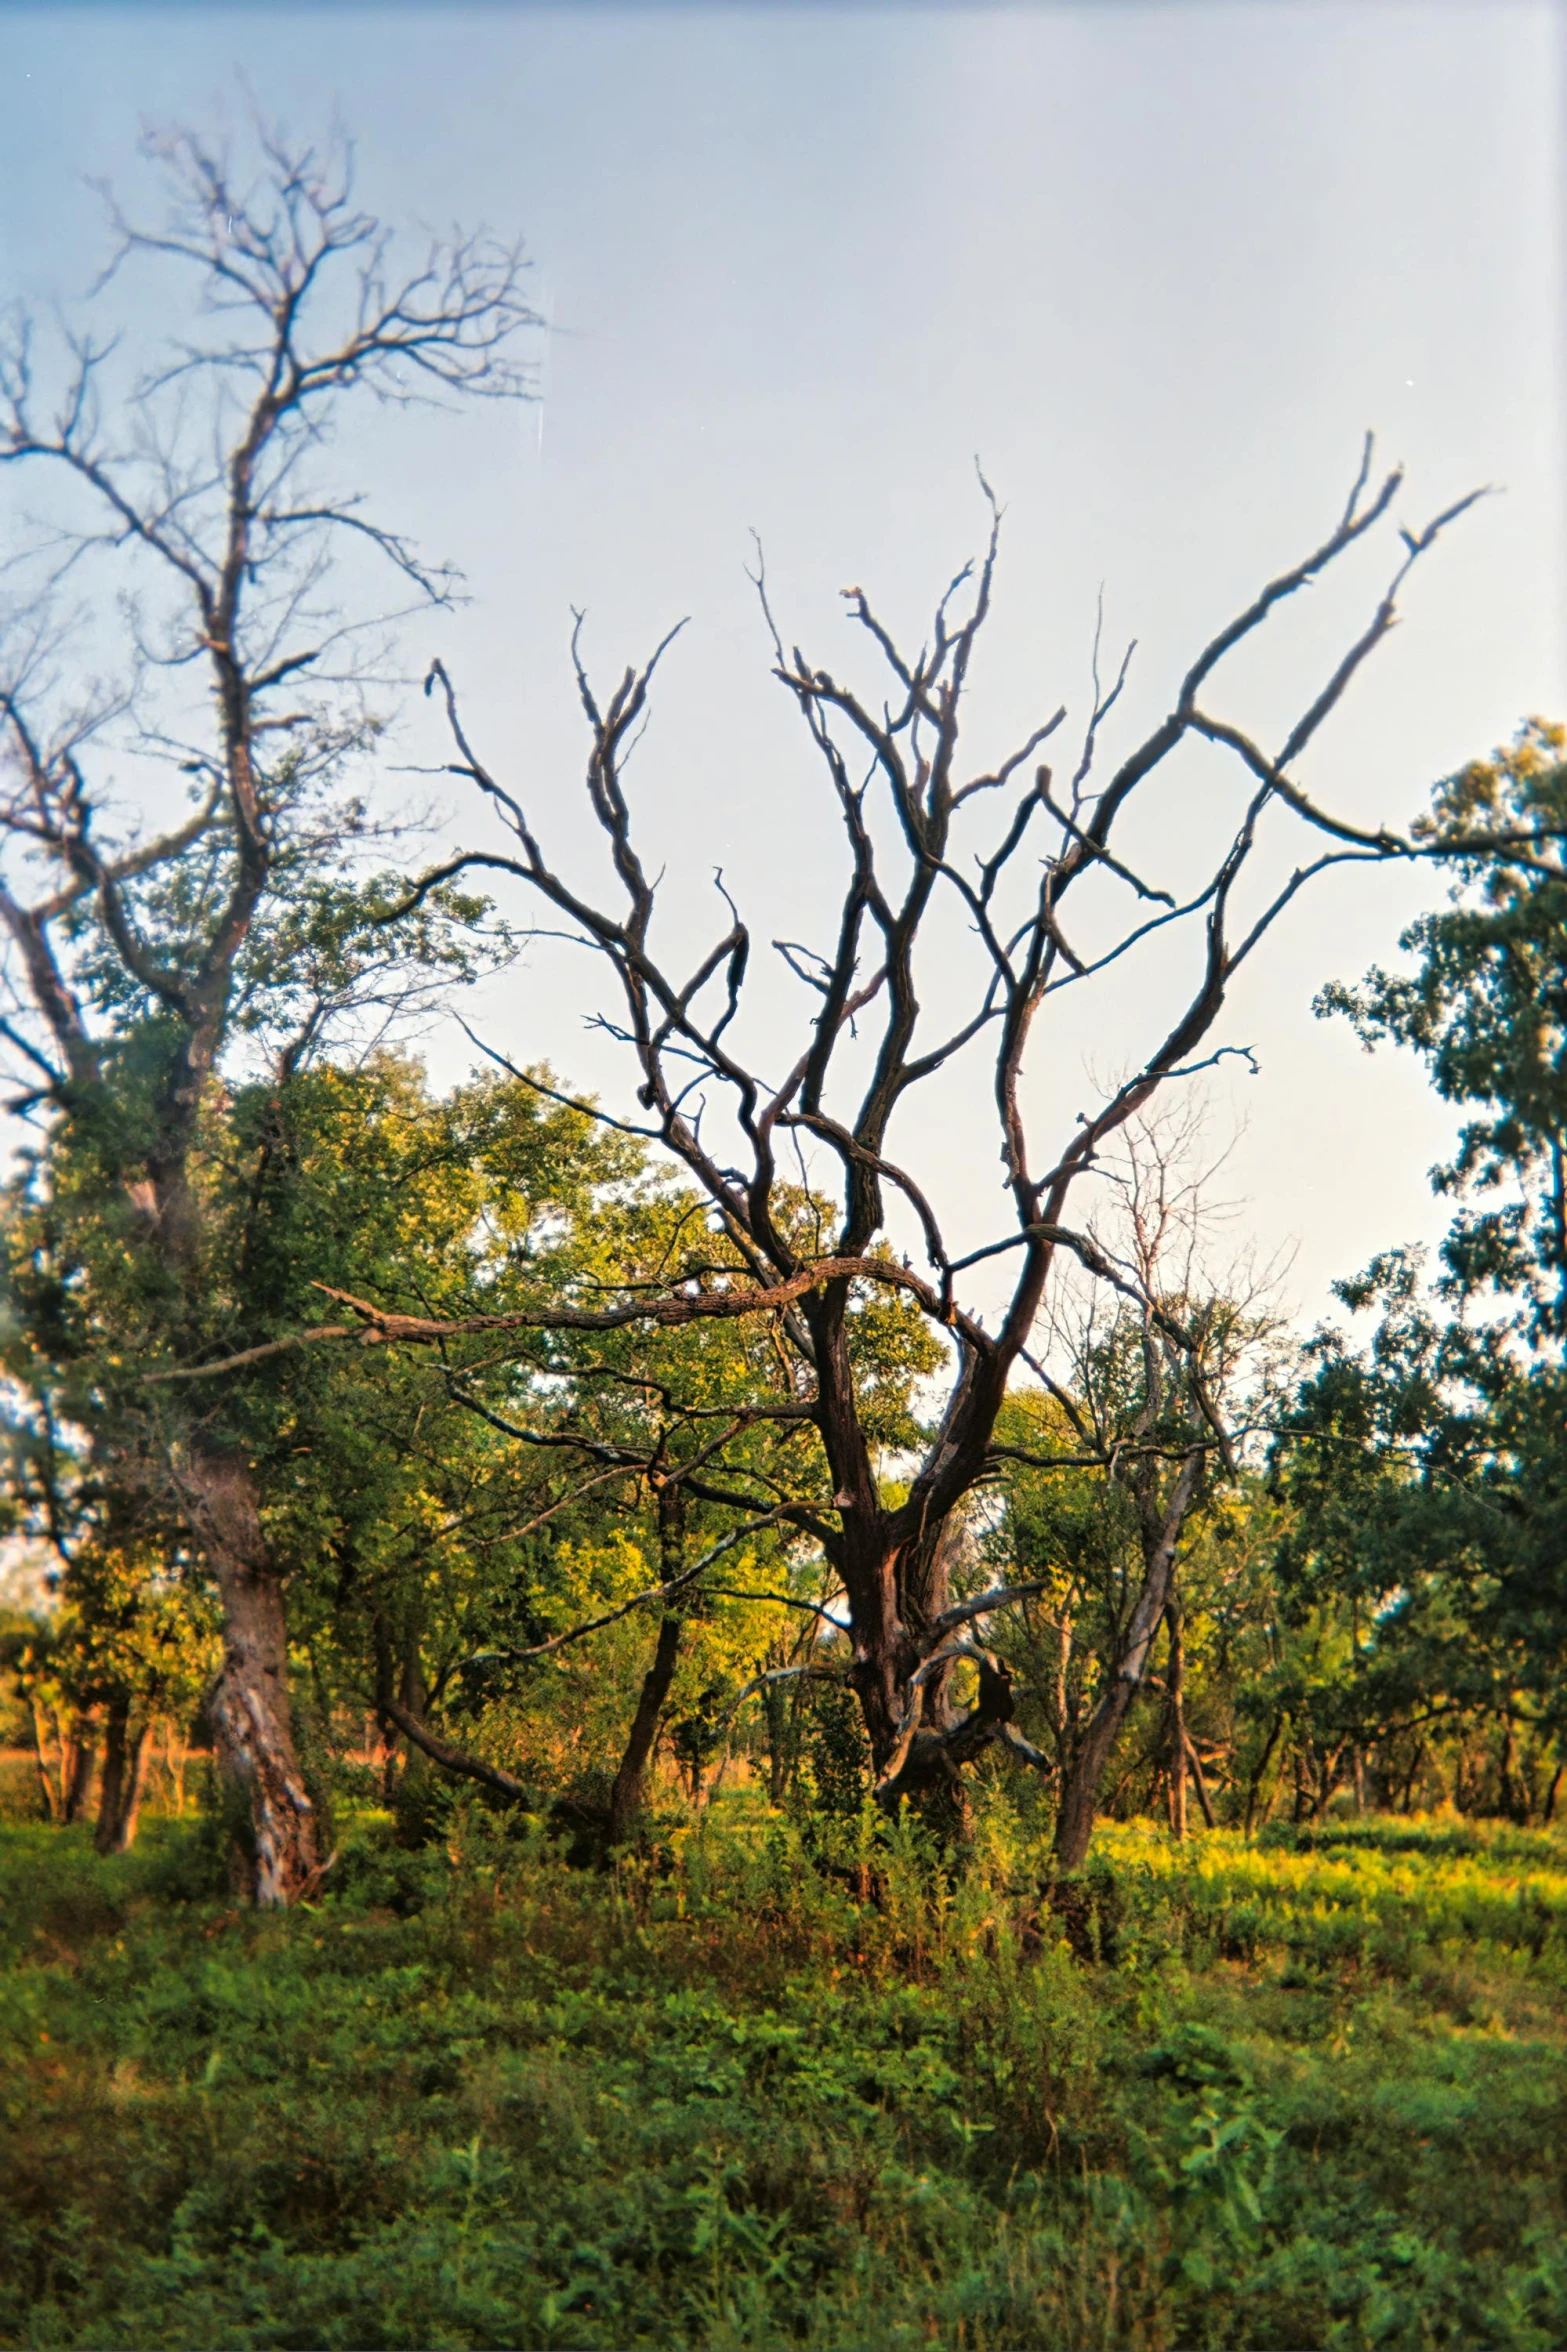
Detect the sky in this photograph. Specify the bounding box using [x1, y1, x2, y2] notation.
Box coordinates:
[0, 0, 1562, 1332]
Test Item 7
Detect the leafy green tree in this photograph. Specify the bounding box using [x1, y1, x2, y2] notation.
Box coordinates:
[1274, 721, 1567, 1819]
[129, 1051, 924, 1849]
[9, 1532, 218, 1848]
[0, 112, 534, 1898]
[1321, 720, 1567, 1343]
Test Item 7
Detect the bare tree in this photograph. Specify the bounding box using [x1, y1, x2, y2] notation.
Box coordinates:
[183, 441, 1554, 1852]
[1011, 1105, 1291, 1865]
[0, 110, 536, 1900]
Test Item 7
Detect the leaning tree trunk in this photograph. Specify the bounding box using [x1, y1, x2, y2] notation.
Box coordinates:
[1052, 1451, 1202, 1873]
[609, 1611, 683, 1842]
[607, 1484, 689, 1842]
[182, 1444, 322, 1903]
[1052, 1676, 1143, 1873]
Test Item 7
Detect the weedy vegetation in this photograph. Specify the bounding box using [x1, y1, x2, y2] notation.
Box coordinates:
[3, 1791, 1564, 2351]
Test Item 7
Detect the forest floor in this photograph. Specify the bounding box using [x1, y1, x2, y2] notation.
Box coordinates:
[1, 1795, 1564, 2351]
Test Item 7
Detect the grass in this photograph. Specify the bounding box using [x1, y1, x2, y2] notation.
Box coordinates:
[1, 1796, 1565, 2350]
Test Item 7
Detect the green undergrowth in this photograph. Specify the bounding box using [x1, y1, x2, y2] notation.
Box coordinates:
[2, 1802, 1565, 2350]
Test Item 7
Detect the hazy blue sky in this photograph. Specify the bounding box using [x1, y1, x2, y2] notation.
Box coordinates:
[1, 2, 1562, 1325]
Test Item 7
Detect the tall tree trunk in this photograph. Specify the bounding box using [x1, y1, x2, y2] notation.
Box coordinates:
[1052, 1608, 1074, 1745]
[1053, 1677, 1141, 1872]
[93, 1698, 128, 1853]
[763, 1674, 793, 1806]
[1310, 1743, 1343, 1820]
[865, 1514, 981, 1836]
[182, 1445, 321, 1904]
[388, 1637, 431, 1816]
[93, 1694, 150, 1854]
[165, 1725, 190, 1818]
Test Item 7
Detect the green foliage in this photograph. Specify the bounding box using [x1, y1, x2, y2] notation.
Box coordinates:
[1319, 719, 1567, 1343]
[801, 1681, 871, 1822]
[2, 1807, 1565, 2349]
[1276, 721, 1567, 1806]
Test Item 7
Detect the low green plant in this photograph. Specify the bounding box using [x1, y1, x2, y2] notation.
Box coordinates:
[2, 1804, 1563, 2348]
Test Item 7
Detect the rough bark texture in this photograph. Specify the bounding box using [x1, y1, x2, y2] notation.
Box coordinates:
[184, 1446, 321, 1904]
[851, 1519, 957, 1778]
[1052, 1674, 1142, 1873]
